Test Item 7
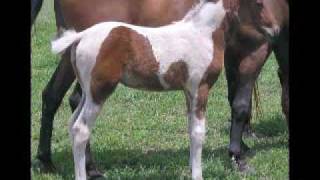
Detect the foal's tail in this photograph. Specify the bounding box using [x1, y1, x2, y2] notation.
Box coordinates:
[51, 30, 84, 54]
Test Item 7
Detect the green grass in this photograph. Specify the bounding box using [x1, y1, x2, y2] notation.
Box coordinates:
[31, 1, 288, 179]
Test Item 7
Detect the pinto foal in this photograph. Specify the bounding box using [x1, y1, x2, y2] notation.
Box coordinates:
[52, 1, 226, 179]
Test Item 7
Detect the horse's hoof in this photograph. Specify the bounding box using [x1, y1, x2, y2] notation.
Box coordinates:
[33, 158, 57, 173]
[87, 168, 105, 180]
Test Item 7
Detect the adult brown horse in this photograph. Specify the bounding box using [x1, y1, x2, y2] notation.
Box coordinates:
[33, 0, 288, 178]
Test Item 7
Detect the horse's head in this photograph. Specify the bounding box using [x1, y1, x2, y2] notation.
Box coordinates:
[239, 0, 288, 37]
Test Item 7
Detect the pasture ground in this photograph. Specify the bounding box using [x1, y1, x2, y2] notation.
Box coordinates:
[31, 1, 288, 179]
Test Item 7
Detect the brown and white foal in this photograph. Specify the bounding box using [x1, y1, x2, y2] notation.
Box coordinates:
[52, 1, 226, 179]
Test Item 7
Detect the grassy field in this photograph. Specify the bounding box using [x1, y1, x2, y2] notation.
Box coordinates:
[31, 1, 288, 179]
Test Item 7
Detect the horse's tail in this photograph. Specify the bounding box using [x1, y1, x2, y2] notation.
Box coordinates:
[253, 81, 262, 120]
[51, 30, 84, 55]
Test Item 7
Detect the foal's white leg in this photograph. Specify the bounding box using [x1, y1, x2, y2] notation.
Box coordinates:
[189, 113, 206, 180]
[69, 96, 102, 180]
[185, 92, 206, 180]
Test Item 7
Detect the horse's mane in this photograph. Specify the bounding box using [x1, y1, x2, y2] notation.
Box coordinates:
[181, 0, 206, 22]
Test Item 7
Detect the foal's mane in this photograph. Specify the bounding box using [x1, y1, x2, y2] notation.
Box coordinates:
[181, 0, 206, 22]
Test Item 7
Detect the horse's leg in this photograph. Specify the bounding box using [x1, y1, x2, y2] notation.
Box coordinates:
[54, 0, 67, 35]
[224, 48, 240, 124]
[185, 83, 211, 180]
[243, 99, 254, 137]
[31, 0, 43, 26]
[273, 27, 289, 123]
[36, 48, 75, 172]
[35, 0, 69, 171]
[229, 78, 255, 161]
[70, 94, 103, 180]
[225, 54, 237, 108]
[228, 42, 271, 171]
[225, 49, 255, 138]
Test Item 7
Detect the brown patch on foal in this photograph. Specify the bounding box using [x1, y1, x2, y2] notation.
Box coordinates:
[196, 28, 225, 119]
[90, 26, 162, 104]
[163, 61, 189, 89]
[122, 30, 162, 90]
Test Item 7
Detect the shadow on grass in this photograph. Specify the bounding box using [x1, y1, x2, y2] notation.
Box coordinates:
[31, 147, 228, 179]
[253, 114, 288, 137]
[32, 134, 287, 179]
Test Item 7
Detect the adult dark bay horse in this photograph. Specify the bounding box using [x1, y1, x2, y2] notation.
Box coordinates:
[32, 0, 288, 177]
[225, 0, 288, 166]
